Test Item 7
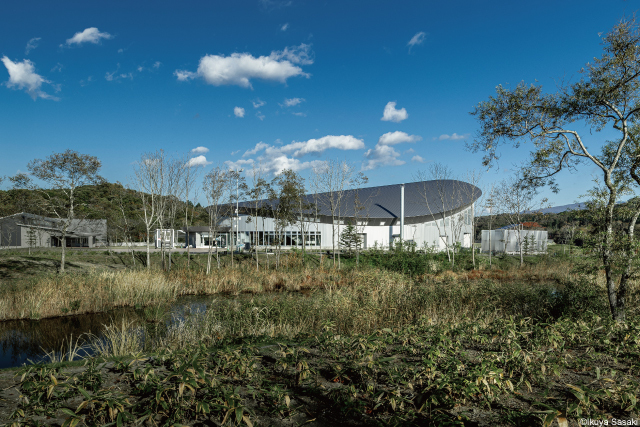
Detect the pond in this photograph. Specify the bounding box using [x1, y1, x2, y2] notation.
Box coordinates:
[0, 296, 215, 370]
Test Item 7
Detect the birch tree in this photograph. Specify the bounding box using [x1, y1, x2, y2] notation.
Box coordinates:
[469, 18, 640, 321]
[203, 165, 229, 273]
[21, 150, 103, 272]
[133, 150, 166, 270]
[245, 163, 270, 270]
[312, 160, 358, 268]
[491, 173, 547, 267]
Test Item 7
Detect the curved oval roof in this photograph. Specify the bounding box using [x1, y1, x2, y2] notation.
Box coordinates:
[236, 180, 482, 220]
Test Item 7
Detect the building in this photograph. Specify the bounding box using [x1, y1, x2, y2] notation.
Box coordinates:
[481, 226, 548, 254]
[191, 180, 481, 251]
[0, 212, 107, 249]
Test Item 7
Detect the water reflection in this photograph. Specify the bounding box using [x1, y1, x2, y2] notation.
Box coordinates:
[0, 296, 216, 370]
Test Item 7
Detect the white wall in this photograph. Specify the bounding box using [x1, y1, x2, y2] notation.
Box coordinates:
[220, 205, 474, 251]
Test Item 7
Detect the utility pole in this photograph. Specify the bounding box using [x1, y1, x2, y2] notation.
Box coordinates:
[400, 183, 405, 244]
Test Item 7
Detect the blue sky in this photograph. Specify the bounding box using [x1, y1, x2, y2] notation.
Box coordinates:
[1, 0, 637, 206]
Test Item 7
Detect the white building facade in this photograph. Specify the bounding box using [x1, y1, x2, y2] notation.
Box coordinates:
[194, 180, 482, 251]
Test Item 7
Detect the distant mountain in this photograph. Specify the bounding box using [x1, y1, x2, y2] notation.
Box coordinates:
[535, 202, 588, 214]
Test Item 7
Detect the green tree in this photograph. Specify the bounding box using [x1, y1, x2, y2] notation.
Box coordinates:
[339, 222, 362, 255]
[469, 18, 640, 321]
[269, 169, 306, 269]
[18, 150, 103, 273]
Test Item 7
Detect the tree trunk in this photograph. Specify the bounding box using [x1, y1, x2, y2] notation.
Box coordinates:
[146, 229, 151, 269]
[60, 231, 66, 273]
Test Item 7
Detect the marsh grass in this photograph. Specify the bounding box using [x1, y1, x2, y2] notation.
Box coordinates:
[2, 250, 637, 323]
[86, 317, 144, 358]
[37, 333, 90, 364]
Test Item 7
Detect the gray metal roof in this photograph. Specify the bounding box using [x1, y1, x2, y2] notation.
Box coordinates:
[234, 180, 482, 220]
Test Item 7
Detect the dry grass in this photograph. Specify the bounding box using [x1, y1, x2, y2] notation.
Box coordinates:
[1, 257, 637, 322]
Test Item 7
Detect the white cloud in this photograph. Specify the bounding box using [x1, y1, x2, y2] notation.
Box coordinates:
[153, 61, 161, 69]
[174, 44, 312, 88]
[191, 146, 209, 154]
[25, 37, 41, 55]
[361, 131, 421, 170]
[235, 134, 364, 176]
[378, 131, 421, 146]
[362, 145, 404, 171]
[117, 48, 124, 53]
[280, 135, 364, 157]
[438, 133, 469, 141]
[407, 31, 426, 51]
[174, 70, 197, 81]
[51, 63, 63, 72]
[187, 155, 212, 167]
[1, 56, 56, 100]
[256, 111, 265, 121]
[243, 141, 269, 157]
[292, 111, 306, 117]
[137, 66, 144, 72]
[412, 155, 426, 163]
[234, 106, 245, 117]
[381, 101, 408, 123]
[283, 97, 305, 107]
[252, 98, 266, 108]
[281, 23, 289, 31]
[64, 27, 113, 46]
[270, 43, 313, 65]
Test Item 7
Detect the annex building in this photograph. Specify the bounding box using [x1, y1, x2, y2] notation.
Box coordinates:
[188, 180, 482, 251]
[0, 212, 107, 249]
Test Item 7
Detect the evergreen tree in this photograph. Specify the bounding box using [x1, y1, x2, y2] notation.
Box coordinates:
[339, 222, 362, 255]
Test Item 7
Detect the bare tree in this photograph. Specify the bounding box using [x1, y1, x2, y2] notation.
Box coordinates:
[459, 170, 484, 269]
[163, 156, 187, 272]
[244, 163, 270, 270]
[312, 160, 358, 268]
[415, 164, 457, 266]
[182, 155, 203, 269]
[18, 150, 103, 272]
[133, 150, 167, 270]
[226, 169, 245, 268]
[491, 172, 547, 266]
[482, 185, 497, 267]
[203, 166, 230, 272]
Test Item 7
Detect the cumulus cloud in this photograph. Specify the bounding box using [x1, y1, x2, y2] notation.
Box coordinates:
[281, 23, 289, 31]
[363, 145, 404, 171]
[378, 131, 421, 146]
[252, 98, 266, 108]
[234, 135, 364, 176]
[412, 155, 426, 163]
[1, 56, 56, 100]
[153, 61, 161, 69]
[191, 146, 209, 154]
[234, 106, 245, 117]
[187, 155, 212, 167]
[174, 44, 313, 88]
[381, 101, 408, 123]
[407, 31, 426, 51]
[362, 131, 421, 170]
[243, 141, 269, 157]
[64, 27, 113, 46]
[282, 97, 304, 107]
[438, 133, 469, 140]
[25, 37, 41, 55]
